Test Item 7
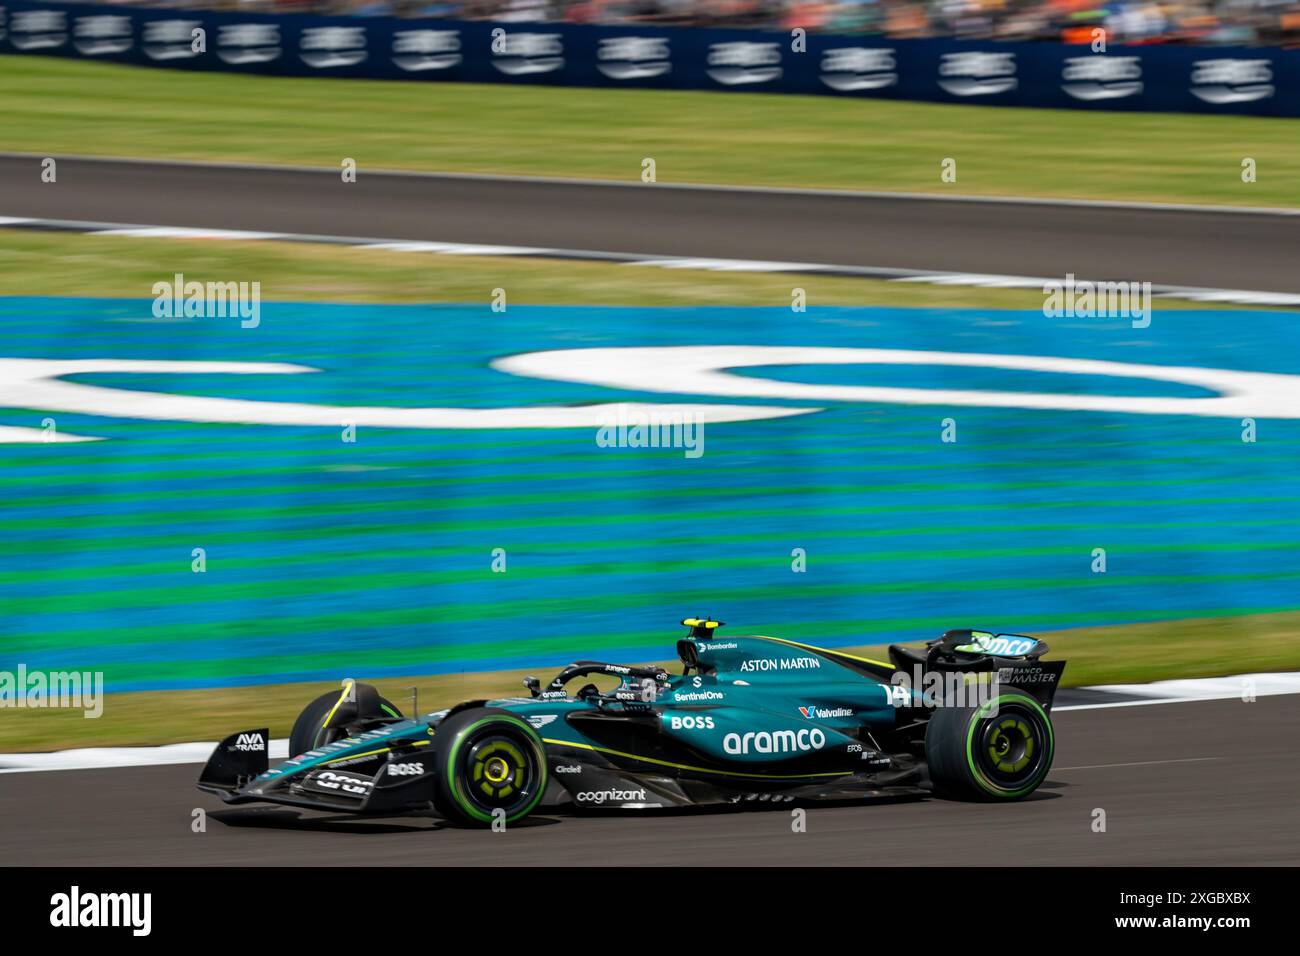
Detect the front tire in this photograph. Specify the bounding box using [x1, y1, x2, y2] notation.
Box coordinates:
[432, 708, 548, 827]
[925, 688, 1054, 801]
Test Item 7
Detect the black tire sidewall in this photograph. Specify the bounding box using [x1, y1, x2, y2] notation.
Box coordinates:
[925, 688, 1054, 801]
[432, 707, 548, 827]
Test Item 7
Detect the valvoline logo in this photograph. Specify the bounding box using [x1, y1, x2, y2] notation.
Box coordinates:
[798, 705, 854, 719]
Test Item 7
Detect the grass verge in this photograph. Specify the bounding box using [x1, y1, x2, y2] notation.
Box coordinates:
[2, 54, 1298, 207]
[4, 611, 1297, 752]
[0, 228, 1263, 310]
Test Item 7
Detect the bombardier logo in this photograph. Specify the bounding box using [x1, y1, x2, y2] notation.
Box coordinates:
[724, 728, 826, 755]
[233, 732, 265, 751]
[740, 656, 820, 672]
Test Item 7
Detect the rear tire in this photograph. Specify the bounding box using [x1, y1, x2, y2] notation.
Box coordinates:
[432, 707, 548, 827]
[925, 688, 1054, 801]
[288, 683, 401, 758]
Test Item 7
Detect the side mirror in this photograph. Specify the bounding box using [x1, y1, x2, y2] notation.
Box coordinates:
[523, 676, 541, 698]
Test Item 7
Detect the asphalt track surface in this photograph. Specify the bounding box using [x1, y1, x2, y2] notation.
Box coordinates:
[4, 696, 1296, 865]
[1, 155, 1298, 293]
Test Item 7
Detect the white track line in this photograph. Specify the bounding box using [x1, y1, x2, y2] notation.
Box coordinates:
[0, 739, 289, 775]
[1054, 756, 1223, 771]
[2, 671, 1297, 774]
[2, 214, 1298, 307]
[3, 150, 1298, 217]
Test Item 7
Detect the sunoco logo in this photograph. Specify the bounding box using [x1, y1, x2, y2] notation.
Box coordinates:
[938, 52, 1016, 97]
[1061, 55, 1142, 100]
[142, 20, 201, 61]
[299, 26, 368, 69]
[725, 728, 825, 755]
[72, 15, 132, 56]
[740, 656, 820, 672]
[706, 41, 781, 85]
[958, 634, 1037, 657]
[11, 10, 66, 50]
[597, 36, 670, 80]
[577, 788, 646, 804]
[492, 32, 563, 75]
[1190, 59, 1273, 104]
[392, 29, 460, 72]
[820, 48, 896, 92]
[218, 24, 281, 65]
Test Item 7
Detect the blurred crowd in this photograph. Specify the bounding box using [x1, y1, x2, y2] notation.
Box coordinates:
[100, 0, 1300, 45]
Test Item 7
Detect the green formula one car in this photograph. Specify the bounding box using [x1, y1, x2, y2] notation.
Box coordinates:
[198, 618, 1065, 826]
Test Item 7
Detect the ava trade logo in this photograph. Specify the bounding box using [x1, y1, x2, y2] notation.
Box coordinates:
[798, 705, 854, 719]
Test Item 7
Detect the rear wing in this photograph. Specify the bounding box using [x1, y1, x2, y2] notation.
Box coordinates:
[888, 630, 1066, 708]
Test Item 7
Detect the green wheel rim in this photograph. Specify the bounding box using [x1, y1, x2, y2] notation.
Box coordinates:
[446, 716, 547, 823]
[964, 694, 1053, 798]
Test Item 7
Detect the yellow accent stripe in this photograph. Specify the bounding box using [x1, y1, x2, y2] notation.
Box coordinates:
[542, 738, 847, 780]
[760, 636, 892, 670]
[319, 739, 429, 766]
[320, 680, 356, 739]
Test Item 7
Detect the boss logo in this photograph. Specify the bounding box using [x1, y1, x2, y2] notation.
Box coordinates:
[667, 715, 715, 730]
[387, 762, 424, 776]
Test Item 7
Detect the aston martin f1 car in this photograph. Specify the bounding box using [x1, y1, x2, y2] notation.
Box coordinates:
[198, 619, 1065, 826]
